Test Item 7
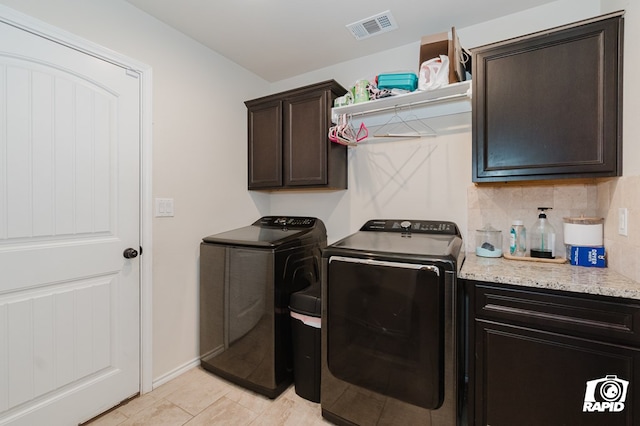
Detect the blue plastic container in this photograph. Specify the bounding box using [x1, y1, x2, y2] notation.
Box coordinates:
[377, 73, 418, 91]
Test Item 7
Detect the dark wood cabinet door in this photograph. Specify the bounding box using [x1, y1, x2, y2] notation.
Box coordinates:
[245, 80, 346, 190]
[283, 90, 328, 187]
[472, 13, 623, 182]
[474, 321, 640, 426]
[247, 99, 282, 189]
[466, 280, 640, 426]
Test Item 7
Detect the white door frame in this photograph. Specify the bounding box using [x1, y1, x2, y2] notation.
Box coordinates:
[0, 4, 154, 394]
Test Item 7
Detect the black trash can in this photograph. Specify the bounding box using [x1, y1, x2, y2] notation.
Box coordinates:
[289, 284, 321, 403]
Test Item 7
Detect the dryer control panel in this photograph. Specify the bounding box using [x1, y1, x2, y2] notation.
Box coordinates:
[361, 219, 460, 236]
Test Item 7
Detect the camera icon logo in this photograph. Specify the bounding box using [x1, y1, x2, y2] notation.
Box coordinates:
[583, 375, 629, 413]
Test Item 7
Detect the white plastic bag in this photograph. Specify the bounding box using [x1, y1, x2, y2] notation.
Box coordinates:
[418, 55, 450, 91]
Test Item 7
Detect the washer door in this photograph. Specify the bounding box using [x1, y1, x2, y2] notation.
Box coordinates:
[326, 256, 444, 409]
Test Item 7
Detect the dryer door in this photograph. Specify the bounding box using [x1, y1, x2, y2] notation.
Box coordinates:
[326, 256, 444, 409]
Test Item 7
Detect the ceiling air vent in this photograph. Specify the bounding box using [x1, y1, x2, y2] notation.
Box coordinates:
[346, 10, 398, 41]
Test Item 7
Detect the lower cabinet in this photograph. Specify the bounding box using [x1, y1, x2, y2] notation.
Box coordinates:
[466, 280, 640, 426]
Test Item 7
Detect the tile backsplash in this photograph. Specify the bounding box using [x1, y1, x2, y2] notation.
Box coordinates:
[598, 176, 640, 283]
[467, 176, 640, 283]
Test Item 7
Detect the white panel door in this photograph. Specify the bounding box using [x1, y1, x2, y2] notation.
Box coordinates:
[0, 18, 140, 426]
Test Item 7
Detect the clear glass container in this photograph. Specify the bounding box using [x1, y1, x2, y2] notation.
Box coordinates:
[476, 226, 503, 258]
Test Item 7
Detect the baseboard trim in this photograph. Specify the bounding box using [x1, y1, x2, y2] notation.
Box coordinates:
[152, 358, 201, 389]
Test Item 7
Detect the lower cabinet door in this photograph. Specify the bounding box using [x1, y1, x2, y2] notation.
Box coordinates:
[475, 321, 640, 426]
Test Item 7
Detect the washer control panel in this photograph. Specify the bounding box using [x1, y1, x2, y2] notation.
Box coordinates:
[255, 216, 317, 228]
[361, 219, 459, 235]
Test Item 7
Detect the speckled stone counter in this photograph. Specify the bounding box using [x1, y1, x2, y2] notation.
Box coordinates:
[459, 254, 640, 300]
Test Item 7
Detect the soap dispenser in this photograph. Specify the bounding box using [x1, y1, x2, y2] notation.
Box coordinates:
[530, 207, 556, 259]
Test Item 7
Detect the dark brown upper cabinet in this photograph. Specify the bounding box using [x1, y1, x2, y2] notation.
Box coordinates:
[245, 80, 348, 190]
[472, 12, 623, 183]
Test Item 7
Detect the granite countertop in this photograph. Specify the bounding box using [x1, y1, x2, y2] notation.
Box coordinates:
[459, 254, 640, 300]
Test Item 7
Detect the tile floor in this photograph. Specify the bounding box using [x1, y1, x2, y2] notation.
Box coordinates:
[87, 367, 331, 425]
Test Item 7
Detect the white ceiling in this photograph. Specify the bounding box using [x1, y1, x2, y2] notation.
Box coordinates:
[125, 0, 558, 82]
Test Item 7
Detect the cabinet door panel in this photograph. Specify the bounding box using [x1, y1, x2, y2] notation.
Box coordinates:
[248, 100, 282, 189]
[283, 91, 328, 186]
[475, 321, 639, 426]
[472, 14, 622, 182]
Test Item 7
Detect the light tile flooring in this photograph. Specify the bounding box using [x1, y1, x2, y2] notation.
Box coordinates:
[87, 367, 332, 425]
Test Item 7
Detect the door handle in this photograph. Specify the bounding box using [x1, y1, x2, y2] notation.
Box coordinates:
[123, 248, 139, 259]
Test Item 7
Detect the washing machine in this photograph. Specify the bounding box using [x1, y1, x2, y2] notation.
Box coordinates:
[199, 216, 326, 398]
[321, 219, 465, 425]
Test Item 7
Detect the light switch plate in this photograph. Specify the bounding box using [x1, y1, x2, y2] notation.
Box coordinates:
[155, 198, 174, 217]
[618, 207, 628, 236]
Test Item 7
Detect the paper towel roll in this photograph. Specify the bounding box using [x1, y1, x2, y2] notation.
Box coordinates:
[563, 217, 604, 246]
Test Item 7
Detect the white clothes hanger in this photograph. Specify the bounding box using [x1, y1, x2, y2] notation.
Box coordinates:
[373, 107, 436, 138]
